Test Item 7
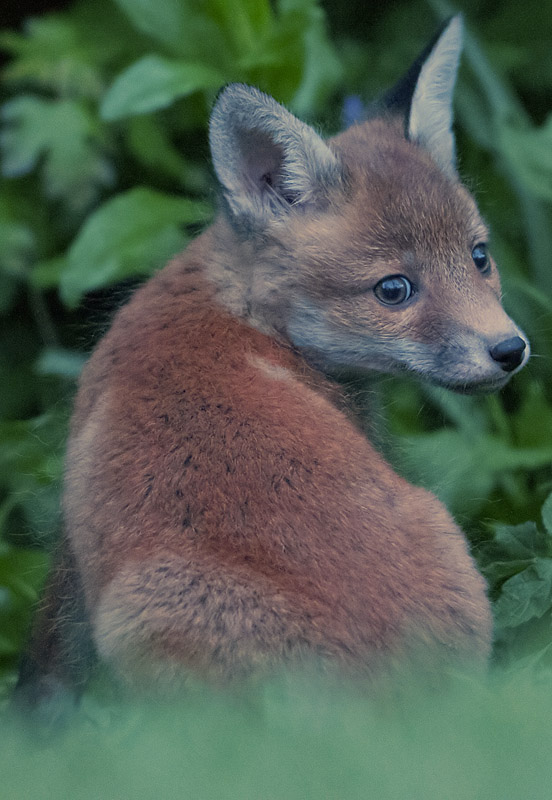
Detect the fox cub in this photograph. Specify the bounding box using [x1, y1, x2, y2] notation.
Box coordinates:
[18, 16, 529, 701]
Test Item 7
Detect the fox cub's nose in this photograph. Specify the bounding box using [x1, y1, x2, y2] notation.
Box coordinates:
[489, 336, 526, 372]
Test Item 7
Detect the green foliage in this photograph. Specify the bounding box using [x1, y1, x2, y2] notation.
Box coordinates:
[100, 56, 225, 120]
[482, 493, 552, 667]
[1, 95, 113, 215]
[0, 0, 346, 687]
[1, 0, 552, 732]
[0, 412, 62, 681]
[60, 187, 211, 306]
[3, 670, 552, 799]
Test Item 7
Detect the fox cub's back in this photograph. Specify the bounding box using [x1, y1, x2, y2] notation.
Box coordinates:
[18, 17, 529, 701]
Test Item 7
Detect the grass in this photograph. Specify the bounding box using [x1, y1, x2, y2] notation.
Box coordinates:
[2, 665, 552, 800]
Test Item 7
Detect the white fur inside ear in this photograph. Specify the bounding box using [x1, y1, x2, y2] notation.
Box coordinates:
[408, 15, 463, 177]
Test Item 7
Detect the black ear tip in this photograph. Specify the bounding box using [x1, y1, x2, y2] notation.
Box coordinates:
[212, 82, 246, 104]
[213, 83, 233, 105]
[376, 14, 464, 121]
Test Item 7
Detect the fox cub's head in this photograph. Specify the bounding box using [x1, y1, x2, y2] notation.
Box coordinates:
[209, 16, 529, 393]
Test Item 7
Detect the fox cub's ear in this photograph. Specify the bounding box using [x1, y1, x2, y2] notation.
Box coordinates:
[383, 15, 463, 177]
[209, 84, 343, 225]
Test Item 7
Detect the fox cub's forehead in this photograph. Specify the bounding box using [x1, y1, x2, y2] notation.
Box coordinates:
[332, 121, 485, 258]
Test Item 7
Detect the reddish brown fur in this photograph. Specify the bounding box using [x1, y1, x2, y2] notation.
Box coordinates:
[17, 95, 514, 699]
[58, 213, 492, 688]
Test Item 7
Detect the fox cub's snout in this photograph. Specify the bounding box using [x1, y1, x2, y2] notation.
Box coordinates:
[210, 15, 529, 392]
[18, 16, 529, 702]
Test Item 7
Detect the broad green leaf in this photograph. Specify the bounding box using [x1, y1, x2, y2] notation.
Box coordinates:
[106, 0, 340, 112]
[287, 0, 343, 115]
[59, 187, 212, 307]
[208, 0, 274, 45]
[494, 521, 546, 561]
[0, 96, 114, 215]
[101, 55, 224, 120]
[0, 16, 103, 99]
[112, 0, 268, 66]
[207, 0, 273, 54]
[494, 558, 552, 628]
[483, 558, 535, 586]
[236, 0, 341, 107]
[111, 0, 186, 51]
[0, 0, 161, 98]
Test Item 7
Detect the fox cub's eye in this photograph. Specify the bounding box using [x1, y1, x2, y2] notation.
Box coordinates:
[472, 243, 490, 274]
[374, 275, 413, 306]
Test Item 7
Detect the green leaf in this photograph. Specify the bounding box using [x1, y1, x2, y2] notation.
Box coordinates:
[400, 428, 552, 519]
[513, 382, 552, 449]
[209, 0, 273, 48]
[59, 187, 212, 307]
[0, 15, 104, 99]
[111, 0, 187, 51]
[101, 55, 224, 120]
[494, 521, 546, 561]
[541, 493, 552, 538]
[0, 544, 49, 660]
[28, 257, 67, 290]
[494, 558, 552, 628]
[400, 429, 493, 517]
[500, 116, 552, 203]
[0, 413, 67, 545]
[483, 512, 552, 592]
[35, 347, 87, 379]
[286, 0, 343, 115]
[0, 96, 114, 215]
[483, 558, 535, 586]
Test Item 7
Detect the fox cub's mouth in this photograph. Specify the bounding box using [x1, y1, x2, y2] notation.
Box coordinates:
[435, 373, 514, 395]
[420, 337, 530, 395]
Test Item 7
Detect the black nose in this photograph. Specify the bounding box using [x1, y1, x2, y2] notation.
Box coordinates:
[489, 336, 526, 372]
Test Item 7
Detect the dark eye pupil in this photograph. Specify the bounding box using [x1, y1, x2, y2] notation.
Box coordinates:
[472, 244, 489, 273]
[374, 276, 412, 305]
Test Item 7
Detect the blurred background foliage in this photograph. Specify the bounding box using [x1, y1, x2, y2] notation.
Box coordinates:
[1, 0, 552, 700]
